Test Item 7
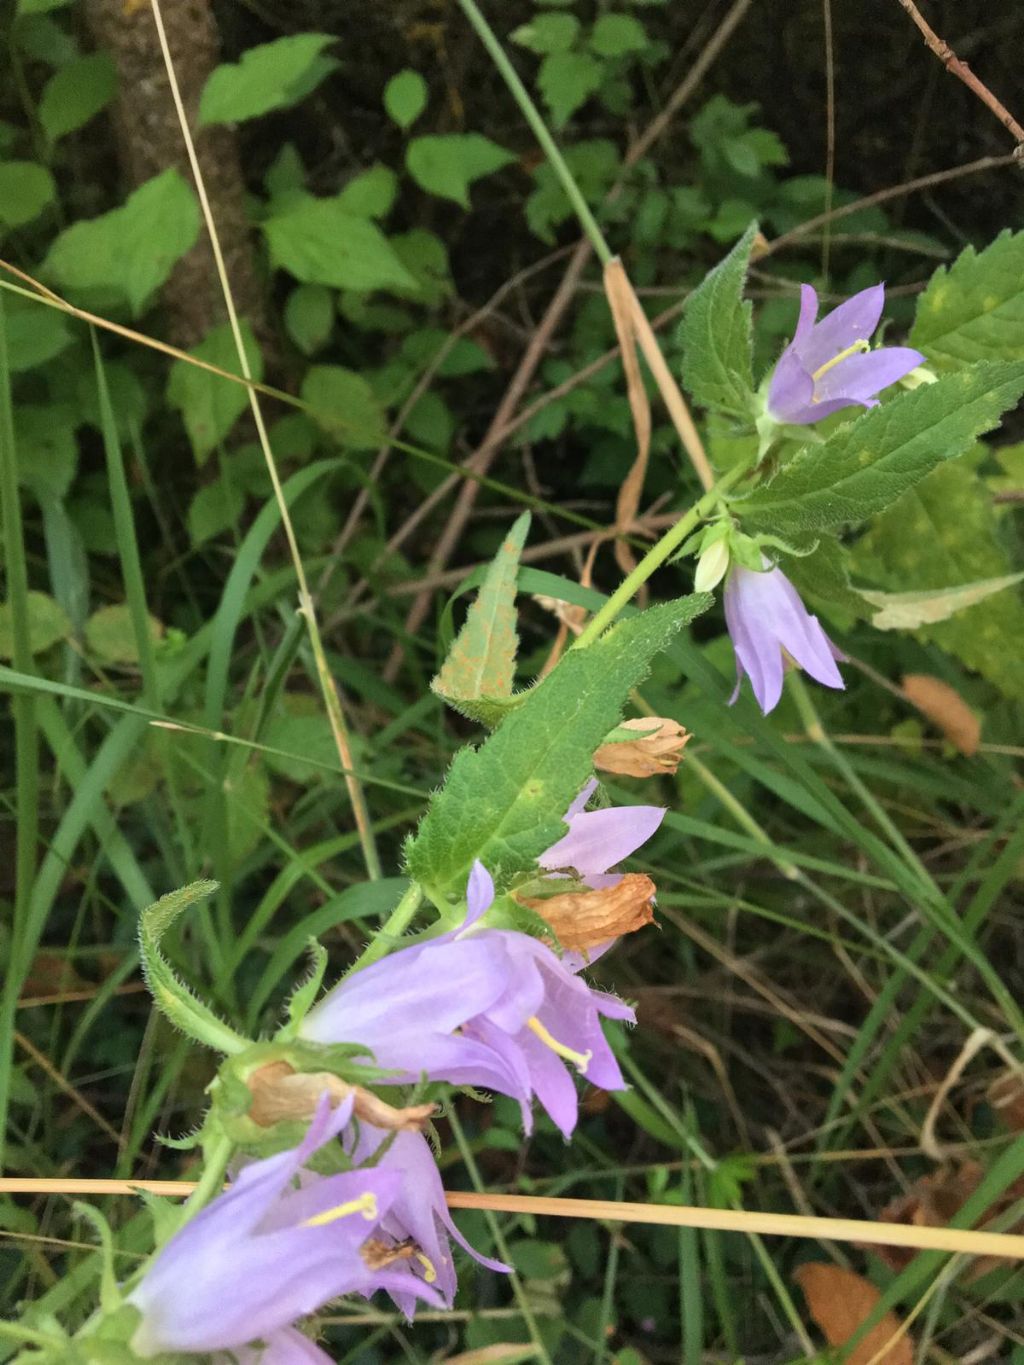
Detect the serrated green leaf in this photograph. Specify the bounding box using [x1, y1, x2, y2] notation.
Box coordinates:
[852, 457, 1024, 700]
[911, 230, 1024, 369]
[406, 133, 515, 208]
[433, 513, 530, 711]
[0, 590, 70, 657]
[742, 361, 1024, 534]
[38, 52, 116, 143]
[860, 574, 1024, 630]
[676, 221, 758, 418]
[139, 881, 247, 1054]
[198, 34, 338, 125]
[167, 319, 264, 465]
[263, 197, 417, 293]
[407, 596, 708, 894]
[538, 51, 603, 128]
[383, 70, 428, 129]
[42, 169, 199, 315]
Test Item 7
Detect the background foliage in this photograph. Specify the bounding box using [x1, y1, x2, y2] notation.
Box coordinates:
[2, 0, 1023, 1361]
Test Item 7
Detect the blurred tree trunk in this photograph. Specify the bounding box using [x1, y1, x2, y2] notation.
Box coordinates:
[83, 0, 266, 349]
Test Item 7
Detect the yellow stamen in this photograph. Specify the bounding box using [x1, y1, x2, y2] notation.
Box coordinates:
[526, 1016, 592, 1074]
[415, 1251, 438, 1283]
[810, 339, 870, 384]
[303, 1191, 378, 1227]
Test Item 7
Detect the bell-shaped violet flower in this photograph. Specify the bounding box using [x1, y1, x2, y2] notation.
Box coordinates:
[300, 865, 634, 1138]
[213, 1327, 334, 1363]
[345, 1122, 509, 1317]
[724, 558, 843, 715]
[767, 283, 922, 426]
[539, 778, 664, 890]
[128, 1097, 439, 1357]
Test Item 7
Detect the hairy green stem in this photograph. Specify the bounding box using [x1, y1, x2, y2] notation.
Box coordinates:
[456, 0, 612, 266]
[346, 881, 424, 975]
[573, 463, 748, 648]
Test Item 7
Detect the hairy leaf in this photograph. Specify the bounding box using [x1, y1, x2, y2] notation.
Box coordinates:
[742, 361, 1024, 534]
[911, 229, 1024, 369]
[860, 574, 1024, 630]
[676, 221, 758, 418]
[407, 597, 708, 894]
[433, 513, 530, 712]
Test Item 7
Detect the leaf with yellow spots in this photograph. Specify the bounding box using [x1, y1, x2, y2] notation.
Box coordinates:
[911, 229, 1024, 370]
[852, 455, 1024, 700]
[432, 513, 529, 726]
[742, 361, 1024, 535]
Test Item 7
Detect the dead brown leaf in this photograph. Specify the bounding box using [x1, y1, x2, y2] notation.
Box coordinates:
[515, 873, 656, 950]
[593, 716, 690, 777]
[989, 1071, 1024, 1133]
[604, 258, 652, 578]
[794, 1262, 913, 1365]
[901, 673, 981, 755]
[868, 1159, 1024, 1279]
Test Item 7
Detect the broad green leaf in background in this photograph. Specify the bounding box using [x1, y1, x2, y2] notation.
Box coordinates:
[383, 70, 428, 130]
[911, 230, 1024, 369]
[0, 591, 70, 657]
[284, 283, 334, 355]
[406, 596, 708, 894]
[301, 365, 386, 450]
[263, 197, 418, 293]
[187, 480, 246, 546]
[526, 138, 619, 242]
[42, 169, 199, 315]
[406, 133, 515, 208]
[336, 165, 398, 219]
[852, 457, 1024, 700]
[85, 604, 164, 665]
[199, 34, 338, 125]
[11, 405, 77, 499]
[589, 13, 648, 56]
[167, 320, 264, 465]
[676, 220, 758, 419]
[780, 537, 866, 619]
[741, 361, 1024, 534]
[433, 513, 530, 721]
[511, 13, 580, 54]
[537, 52, 603, 128]
[38, 52, 116, 143]
[0, 161, 56, 228]
[2, 296, 72, 372]
[859, 574, 1024, 631]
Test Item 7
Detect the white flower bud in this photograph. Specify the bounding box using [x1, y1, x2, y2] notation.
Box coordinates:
[694, 537, 731, 593]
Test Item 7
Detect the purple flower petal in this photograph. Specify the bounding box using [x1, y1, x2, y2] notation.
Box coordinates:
[128, 1097, 437, 1357]
[539, 806, 665, 877]
[464, 859, 495, 927]
[724, 561, 844, 714]
[213, 1327, 336, 1364]
[801, 283, 885, 367]
[766, 345, 815, 423]
[790, 283, 820, 351]
[813, 346, 924, 404]
[565, 778, 598, 821]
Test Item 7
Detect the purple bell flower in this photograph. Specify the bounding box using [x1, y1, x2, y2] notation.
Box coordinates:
[767, 283, 922, 426]
[300, 864, 634, 1138]
[539, 778, 664, 891]
[724, 558, 844, 715]
[213, 1327, 335, 1363]
[128, 1097, 439, 1357]
[344, 1122, 509, 1317]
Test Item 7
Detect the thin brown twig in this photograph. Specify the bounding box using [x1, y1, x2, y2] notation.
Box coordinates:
[765, 153, 1018, 255]
[895, 0, 1024, 146]
[15, 1032, 121, 1146]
